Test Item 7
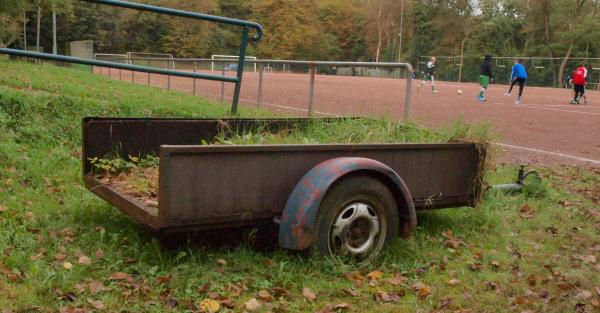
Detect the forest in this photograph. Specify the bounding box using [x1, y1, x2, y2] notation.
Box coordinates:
[1, 0, 599, 85]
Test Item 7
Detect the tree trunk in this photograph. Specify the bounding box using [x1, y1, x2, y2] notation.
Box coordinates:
[36, 5, 41, 51]
[23, 12, 27, 50]
[558, 33, 574, 86]
[375, 6, 382, 62]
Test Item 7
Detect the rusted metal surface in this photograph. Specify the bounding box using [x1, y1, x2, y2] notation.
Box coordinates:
[82, 118, 484, 234]
[277, 157, 416, 250]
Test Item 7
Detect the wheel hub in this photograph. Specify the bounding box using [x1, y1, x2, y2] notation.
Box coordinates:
[330, 202, 380, 256]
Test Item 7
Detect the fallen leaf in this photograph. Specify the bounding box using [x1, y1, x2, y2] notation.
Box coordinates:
[334, 303, 350, 310]
[108, 272, 132, 281]
[0, 205, 6, 212]
[78, 256, 91, 265]
[88, 281, 109, 294]
[87, 298, 105, 310]
[54, 253, 68, 261]
[576, 290, 592, 300]
[386, 276, 407, 286]
[591, 299, 600, 307]
[526, 274, 537, 286]
[413, 282, 432, 299]
[367, 270, 384, 280]
[490, 261, 500, 269]
[244, 298, 262, 311]
[302, 287, 316, 302]
[557, 281, 574, 291]
[512, 295, 527, 305]
[199, 298, 220, 313]
[155, 275, 171, 285]
[446, 279, 461, 286]
[344, 271, 366, 284]
[63, 262, 73, 270]
[258, 290, 273, 302]
[595, 287, 600, 296]
[95, 249, 105, 260]
[519, 204, 535, 218]
[375, 290, 401, 303]
[216, 259, 227, 266]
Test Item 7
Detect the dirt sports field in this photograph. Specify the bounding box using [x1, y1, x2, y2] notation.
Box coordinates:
[95, 68, 600, 169]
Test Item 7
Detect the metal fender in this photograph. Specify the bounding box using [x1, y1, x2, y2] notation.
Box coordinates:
[278, 157, 416, 250]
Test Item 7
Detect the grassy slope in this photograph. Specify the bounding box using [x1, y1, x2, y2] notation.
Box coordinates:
[1, 59, 599, 312]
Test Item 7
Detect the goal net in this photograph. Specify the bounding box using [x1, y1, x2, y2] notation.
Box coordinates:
[126, 52, 175, 69]
[94, 53, 128, 64]
[211, 55, 257, 72]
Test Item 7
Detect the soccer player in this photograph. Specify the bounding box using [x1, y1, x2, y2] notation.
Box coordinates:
[505, 59, 527, 105]
[478, 54, 493, 102]
[571, 64, 589, 105]
[418, 56, 438, 93]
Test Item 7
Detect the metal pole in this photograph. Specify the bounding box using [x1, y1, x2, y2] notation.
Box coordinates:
[147, 60, 150, 85]
[221, 63, 225, 102]
[403, 65, 413, 121]
[231, 26, 250, 114]
[308, 63, 316, 117]
[23, 12, 27, 50]
[108, 67, 111, 78]
[119, 68, 122, 80]
[131, 69, 134, 83]
[52, 11, 57, 55]
[193, 61, 197, 95]
[398, 0, 404, 62]
[258, 63, 264, 108]
[458, 38, 465, 83]
[167, 75, 171, 90]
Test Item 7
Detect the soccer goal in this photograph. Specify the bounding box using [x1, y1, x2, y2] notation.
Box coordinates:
[211, 54, 257, 72]
[94, 53, 128, 64]
[126, 52, 175, 69]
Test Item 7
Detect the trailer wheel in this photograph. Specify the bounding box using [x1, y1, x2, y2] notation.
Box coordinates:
[314, 175, 399, 260]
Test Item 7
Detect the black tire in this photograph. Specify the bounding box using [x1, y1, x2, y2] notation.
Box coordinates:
[314, 174, 399, 261]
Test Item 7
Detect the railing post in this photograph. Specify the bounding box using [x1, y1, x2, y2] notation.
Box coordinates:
[221, 62, 225, 102]
[257, 63, 264, 108]
[167, 75, 171, 90]
[108, 67, 111, 78]
[147, 60, 150, 85]
[231, 26, 250, 114]
[403, 65, 413, 121]
[131, 70, 134, 84]
[308, 63, 316, 117]
[193, 61, 197, 95]
[119, 68, 122, 81]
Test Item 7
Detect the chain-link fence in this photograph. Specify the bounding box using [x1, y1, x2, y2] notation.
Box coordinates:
[417, 56, 600, 89]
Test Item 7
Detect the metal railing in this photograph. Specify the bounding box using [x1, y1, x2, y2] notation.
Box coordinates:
[0, 0, 263, 114]
[95, 57, 415, 120]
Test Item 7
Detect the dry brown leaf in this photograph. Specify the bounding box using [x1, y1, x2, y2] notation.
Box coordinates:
[512, 295, 527, 305]
[257, 290, 273, 302]
[334, 303, 350, 310]
[386, 276, 407, 286]
[216, 259, 227, 266]
[54, 253, 68, 261]
[367, 270, 384, 280]
[95, 249, 105, 260]
[576, 290, 592, 300]
[591, 299, 600, 307]
[155, 275, 171, 285]
[78, 256, 91, 265]
[526, 274, 537, 286]
[375, 290, 401, 303]
[446, 279, 461, 286]
[244, 298, 262, 311]
[88, 281, 109, 294]
[0, 205, 7, 212]
[557, 281, 574, 291]
[63, 262, 73, 270]
[87, 298, 105, 310]
[413, 282, 432, 299]
[302, 287, 316, 302]
[108, 272, 131, 281]
[344, 271, 366, 284]
[519, 204, 535, 218]
[595, 287, 600, 296]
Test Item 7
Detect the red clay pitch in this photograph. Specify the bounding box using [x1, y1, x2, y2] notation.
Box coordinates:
[95, 68, 600, 168]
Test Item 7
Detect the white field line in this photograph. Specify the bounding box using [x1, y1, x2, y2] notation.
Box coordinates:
[518, 105, 600, 116]
[493, 142, 600, 165]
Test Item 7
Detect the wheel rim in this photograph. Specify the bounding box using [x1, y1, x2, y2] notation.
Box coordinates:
[329, 202, 380, 256]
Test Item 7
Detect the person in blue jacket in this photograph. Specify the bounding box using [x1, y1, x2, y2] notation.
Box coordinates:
[505, 59, 528, 105]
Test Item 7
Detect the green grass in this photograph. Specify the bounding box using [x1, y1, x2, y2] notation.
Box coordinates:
[1, 60, 599, 312]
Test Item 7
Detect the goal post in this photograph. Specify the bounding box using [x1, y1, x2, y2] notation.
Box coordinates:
[211, 54, 257, 72]
[126, 52, 175, 69]
[94, 53, 128, 63]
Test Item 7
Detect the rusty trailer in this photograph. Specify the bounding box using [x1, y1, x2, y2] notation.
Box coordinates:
[83, 117, 485, 259]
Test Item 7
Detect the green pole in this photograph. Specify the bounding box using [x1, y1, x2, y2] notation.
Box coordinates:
[231, 26, 249, 114]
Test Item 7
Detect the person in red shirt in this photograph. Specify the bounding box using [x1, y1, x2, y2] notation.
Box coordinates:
[571, 64, 589, 105]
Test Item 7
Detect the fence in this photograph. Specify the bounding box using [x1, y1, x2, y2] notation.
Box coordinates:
[94, 57, 414, 120]
[418, 56, 600, 88]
